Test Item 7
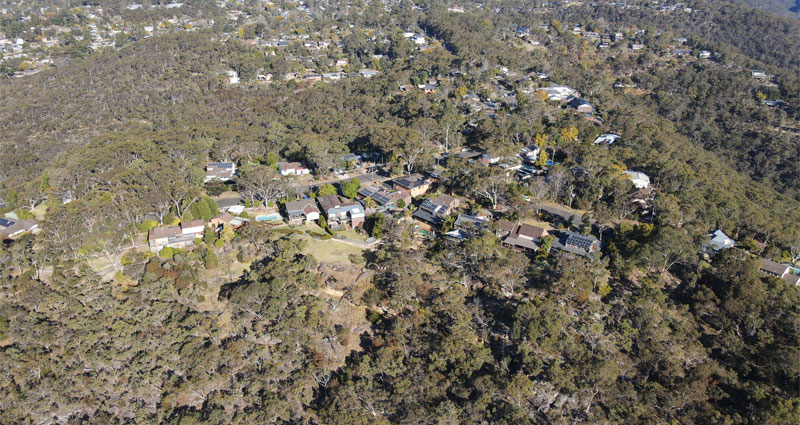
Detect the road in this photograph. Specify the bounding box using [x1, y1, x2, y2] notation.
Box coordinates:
[540, 203, 585, 226]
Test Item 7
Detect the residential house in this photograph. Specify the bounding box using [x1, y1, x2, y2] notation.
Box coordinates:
[594, 133, 620, 145]
[698, 50, 711, 59]
[358, 184, 410, 210]
[751, 70, 767, 80]
[210, 213, 235, 228]
[205, 162, 236, 182]
[624, 171, 651, 189]
[148, 226, 182, 252]
[707, 230, 735, 251]
[284, 199, 320, 224]
[537, 85, 579, 101]
[277, 162, 310, 176]
[502, 223, 549, 252]
[631, 187, 654, 211]
[630, 43, 645, 51]
[392, 174, 431, 197]
[317, 195, 365, 229]
[567, 97, 595, 113]
[412, 198, 450, 229]
[434, 193, 460, 210]
[552, 231, 601, 258]
[759, 258, 800, 285]
[0, 218, 38, 239]
[445, 214, 489, 240]
[181, 219, 206, 236]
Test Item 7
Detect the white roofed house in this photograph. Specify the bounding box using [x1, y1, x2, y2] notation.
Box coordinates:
[277, 162, 311, 176]
[706, 230, 735, 251]
[594, 134, 620, 145]
[205, 162, 236, 182]
[624, 171, 651, 189]
[537, 85, 579, 101]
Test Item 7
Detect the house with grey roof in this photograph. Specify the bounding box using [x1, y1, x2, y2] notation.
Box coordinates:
[284, 199, 320, 225]
[317, 195, 365, 229]
[552, 230, 601, 258]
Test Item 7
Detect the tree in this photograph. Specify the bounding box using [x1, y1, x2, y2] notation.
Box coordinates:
[470, 166, 508, 210]
[342, 179, 360, 199]
[317, 183, 337, 197]
[237, 165, 287, 204]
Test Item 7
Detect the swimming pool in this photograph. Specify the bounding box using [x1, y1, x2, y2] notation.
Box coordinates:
[256, 213, 281, 222]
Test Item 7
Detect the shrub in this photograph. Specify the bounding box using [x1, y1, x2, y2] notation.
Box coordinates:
[159, 246, 175, 259]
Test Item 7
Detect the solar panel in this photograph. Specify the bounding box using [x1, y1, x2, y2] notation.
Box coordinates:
[209, 162, 233, 168]
[0, 218, 14, 227]
[565, 234, 594, 249]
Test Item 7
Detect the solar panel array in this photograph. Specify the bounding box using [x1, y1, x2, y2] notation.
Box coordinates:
[565, 233, 595, 249]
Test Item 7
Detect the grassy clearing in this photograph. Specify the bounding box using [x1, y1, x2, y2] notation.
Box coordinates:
[335, 229, 368, 241]
[296, 234, 364, 263]
[522, 217, 555, 230]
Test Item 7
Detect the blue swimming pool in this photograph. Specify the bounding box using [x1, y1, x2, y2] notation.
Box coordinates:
[256, 213, 281, 222]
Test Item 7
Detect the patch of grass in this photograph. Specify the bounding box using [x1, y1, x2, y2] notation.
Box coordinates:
[296, 234, 364, 263]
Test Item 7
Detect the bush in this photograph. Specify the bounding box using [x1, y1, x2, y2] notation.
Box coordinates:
[239, 211, 249, 218]
[396, 199, 406, 209]
[140, 220, 158, 233]
[214, 239, 224, 248]
[159, 246, 175, 259]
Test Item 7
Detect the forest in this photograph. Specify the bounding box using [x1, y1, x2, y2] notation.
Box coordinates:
[1, 0, 800, 424]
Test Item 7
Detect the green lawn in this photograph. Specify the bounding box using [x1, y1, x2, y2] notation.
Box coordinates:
[335, 229, 368, 241]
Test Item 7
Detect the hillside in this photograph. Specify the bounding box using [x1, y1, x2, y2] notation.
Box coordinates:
[1, 1, 800, 424]
[744, 0, 800, 19]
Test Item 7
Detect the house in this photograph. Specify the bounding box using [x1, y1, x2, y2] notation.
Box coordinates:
[495, 219, 517, 238]
[412, 198, 450, 228]
[359, 69, 379, 78]
[707, 230, 735, 251]
[317, 195, 365, 229]
[567, 97, 595, 113]
[148, 226, 182, 251]
[445, 214, 489, 240]
[210, 213, 236, 228]
[631, 43, 645, 51]
[759, 257, 789, 278]
[698, 50, 711, 59]
[434, 193, 460, 210]
[392, 174, 431, 197]
[181, 219, 206, 236]
[502, 223, 549, 252]
[552, 231, 601, 258]
[226, 70, 239, 84]
[358, 184, 406, 210]
[284, 199, 320, 224]
[0, 218, 38, 239]
[412, 35, 426, 45]
[594, 134, 620, 145]
[205, 162, 236, 182]
[624, 171, 651, 189]
[751, 70, 767, 80]
[631, 187, 654, 210]
[537, 85, 579, 101]
[277, 162, 310, 176]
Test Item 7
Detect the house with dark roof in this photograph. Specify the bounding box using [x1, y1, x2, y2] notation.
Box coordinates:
[552, 231, 600, 258]
[392, 174, 431, 197]
[358, 184, 408, 210]
[567, 97, 595, 114]
[412, 198, 450, 229]
[284, 199, 320, 224]
[317, 195, 365, 229]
